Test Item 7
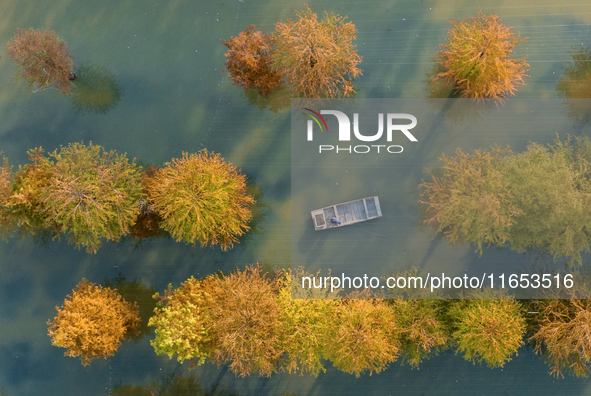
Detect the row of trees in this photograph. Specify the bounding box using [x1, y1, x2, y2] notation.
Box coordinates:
[1, 13, 574, 104]
[420, 135, 591, 266]
[0, 143, 254, 252]
[47, 266, 591, 378]
[222, 8, 530, 101]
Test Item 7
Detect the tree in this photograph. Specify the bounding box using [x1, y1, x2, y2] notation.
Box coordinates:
[277, 270, 339, 376]
[204, 266, 286, 377]
[144, 150, 254, 251]
[419, 146, 521, 254]
[37, 142, 142, 253]
[434, 10, 529, 100]
[272, 5, 362, 98]
[391, 299, 449, 368]
[148, 277, 213, 366]
[7, 148, 55, 234]
[420, 136, 591, 265]
[501, 137, 591, 265]
[47, 279, 140, 366]
[529, 297, 591, 377]
[325, 291, 401, 377]
[222, 25, 283, 97]
[6, 28, 75, 94]
[446, 292, 525, 368]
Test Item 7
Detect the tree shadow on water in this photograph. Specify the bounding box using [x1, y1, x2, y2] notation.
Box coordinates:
[557, 47, 591, 130]
[102, 273, 158, 342]
[237, 175, 268, 248]
[70, 63, 123, 116]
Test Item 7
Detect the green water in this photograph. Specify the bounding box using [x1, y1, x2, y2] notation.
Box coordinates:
[1, 0, 591, 394]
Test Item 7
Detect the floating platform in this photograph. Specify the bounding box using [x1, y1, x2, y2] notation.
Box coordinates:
[311, 196, 382, 231]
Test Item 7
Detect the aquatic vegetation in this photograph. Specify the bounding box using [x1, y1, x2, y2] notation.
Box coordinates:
[144, 150, 254, 250]
[222, 25, 283, 97]
[272, 5, 362, 98]
[6, 28, 75, 94]
[47, 279, 140, 366]
[434, 11, 529, 100]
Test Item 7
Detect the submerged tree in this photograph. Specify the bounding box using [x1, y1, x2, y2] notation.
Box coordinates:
[391, 298, 449, 368]
[419, 146, 521, 254]
[144, 150, 254, 251]
[278, 270, 339, 376]
[8, 148, 55, 234]
[203, 266, 286, 377]
[325, 291, 401, 377]
[6, 28, 75, 94]
[530, 298, 591, 377]
[37, 142, 142, 253]
[47, 279, 140, 366]
[129, 165, 164, 240]
[420, 136, 591, 265]
[222, 25, 283, 97]
[446, 292, 525, 368]
[557, 47, 591, 128]
[148, 276, 213, 366]
[434, 10, 529, 100]
[272, 5, 362, 98]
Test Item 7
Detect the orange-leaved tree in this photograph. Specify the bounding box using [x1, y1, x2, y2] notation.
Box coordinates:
[204, 265, 286, 377]
[144, 150, 254, 251]
[47, 279, 140, 366]
[434, 10, 529, 100]
[222, 25, 283, 97]
[325, 291, 401, 377]
[272, 5, 362, 98]
[6, 28, 75, 94]
[529, 297, 591, 377]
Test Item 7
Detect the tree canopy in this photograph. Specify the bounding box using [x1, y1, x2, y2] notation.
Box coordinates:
[434, 10, 529, 100]
[420, 135, 591, 265]
[144, 150, 254, 251]
[47, 279, 140, 366]
[222, 25, 283, 97]
[446, 293, 526, 368]
[272, 5, 362, 98]
[6, 28, 75, 94]
[38, 142, 142, 253]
